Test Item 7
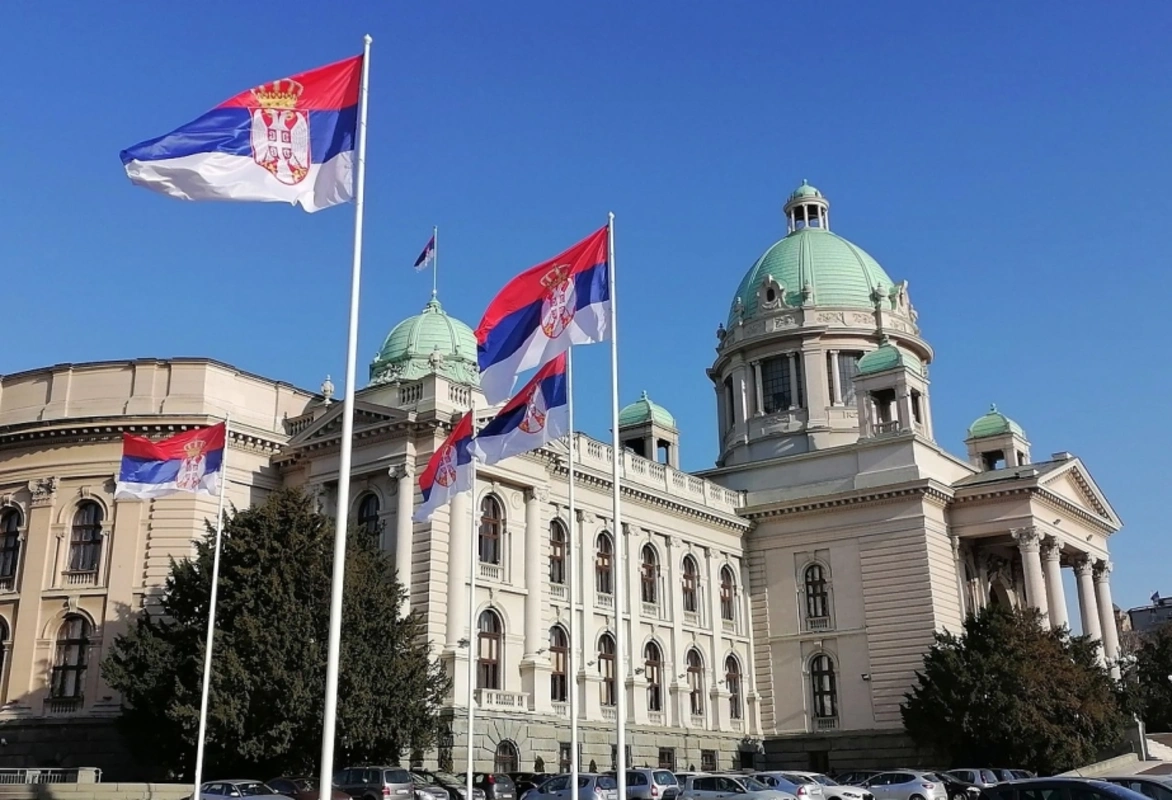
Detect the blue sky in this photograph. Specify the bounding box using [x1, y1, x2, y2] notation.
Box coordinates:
[2, 2, 1169, 612]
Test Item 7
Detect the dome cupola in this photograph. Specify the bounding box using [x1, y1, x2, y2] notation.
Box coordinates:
[619, 391, 680, 468]
[783, 179, 830, 232]
[369, 297, 480, 387]
[965, 404, 1031, 472]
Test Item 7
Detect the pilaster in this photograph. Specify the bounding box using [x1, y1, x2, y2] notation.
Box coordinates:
[390, 460, 415, 614]
[8, 477, 59, 706]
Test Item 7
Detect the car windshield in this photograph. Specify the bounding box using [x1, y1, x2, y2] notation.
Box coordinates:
[654, 772, 676, 786]
[238, 785, 272, 796]
[743, 778, 770, 791]
[594, 777, 618, 790]
[432, 774, 462, 786]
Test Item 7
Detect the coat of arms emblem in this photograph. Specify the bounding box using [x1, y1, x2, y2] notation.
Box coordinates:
[539, 264, 576, 339]
[247, 77, 311, 186]
[434, 445, 458, 488]
[175, 437, 209, 492]
[518, 384, 548, 434]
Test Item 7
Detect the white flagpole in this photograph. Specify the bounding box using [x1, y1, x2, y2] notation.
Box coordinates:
[432, 225, 439, 299]
[566, 349, 580, 800]
[466, 405, 479, 800]
[606, 212, 627, 795]
[192, 415, 231, 798]
[318, 34, 372, 800]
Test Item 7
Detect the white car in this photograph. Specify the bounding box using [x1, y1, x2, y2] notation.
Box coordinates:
[750, 774, 824, 800]
[784, 772, 874, 800]
[680, 775, 796, 800]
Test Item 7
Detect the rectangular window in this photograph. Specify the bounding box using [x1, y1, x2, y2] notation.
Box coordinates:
[559, 743, 572, 774]
[827, 351, 863, 406]
[658, 749, 676, 771]
[761, 355, 804, 413]
[700, 750, 717, 772]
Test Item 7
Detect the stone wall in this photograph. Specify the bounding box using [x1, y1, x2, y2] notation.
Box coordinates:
[761, 729, 936, 772]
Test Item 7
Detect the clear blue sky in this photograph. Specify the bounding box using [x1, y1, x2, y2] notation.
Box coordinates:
[2, 2, 1168, 612]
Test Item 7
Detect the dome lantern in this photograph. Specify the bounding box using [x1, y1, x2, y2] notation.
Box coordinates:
[618, 391, 680, 468]
[783, 179, 830, 233]
[965, 404, 1031, 472]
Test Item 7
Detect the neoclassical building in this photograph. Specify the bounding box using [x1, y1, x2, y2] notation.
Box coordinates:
[0, 181, 1122, 776]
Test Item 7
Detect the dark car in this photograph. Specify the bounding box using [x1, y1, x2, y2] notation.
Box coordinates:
[1100, 777, 1172, 800]
[978, 778, 1149, 800]
[928, 773, 980, 800]
[468, 774, 517, 800]
[268, 778, 350, 800]
[414, 771, 487, 800]
[507, 774, 547, 799]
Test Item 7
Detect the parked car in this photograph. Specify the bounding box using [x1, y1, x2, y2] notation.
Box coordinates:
[679, 774, 795, 800]
[466, 774, 517, 800]
[414, 772, 487, 800]
[524, 774, 619, 800]
[978, 778, 1149, 800]
[944, 772, 998, 790]
[201, 781, 288, 800]
[508, 774, 548, 800]
[922, 773, 978, 800]
[861, 771, 948, 800]
[835, 776, 882, 792]
[619, 769, 680, 800]
[750, 773, 824, 800]
[335, 768, 416, 800]
[988, 772, 1032, 784]
[267, 777, 350, 800]
[1100, 776, 1172, 800]
[784, 772, 874, 800]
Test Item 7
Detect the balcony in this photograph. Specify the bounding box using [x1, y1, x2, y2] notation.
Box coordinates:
[641, 601, 660, 619]
[873, 420, 900, 435]
[648, 710, 664, 726]
[813, 716, 839, 732]
[601, 706, 617, 722]
[475, 689, 528, 711]
[805, 616, 832, 632]
[478, 562, 503, 582]
[62, 570, 98, 588]
[552, 701, 569, 717]
[597, 592, 614, 611]
[551, 584, 568, 601]
[43, 697, 82, 716]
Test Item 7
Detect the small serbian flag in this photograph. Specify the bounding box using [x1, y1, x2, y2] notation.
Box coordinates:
[414, 233, 436, 271]
[474, 354, 569, 466]
[115, 423, 227, 500]
[475, 226, 610, 404]
[120, 54, 362, 213]
[414, 412, 475, 522]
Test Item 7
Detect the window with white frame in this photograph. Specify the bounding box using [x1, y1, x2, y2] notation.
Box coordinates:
[804, 563, 831, 621]
[645, 641, 663, 713]
[596, 532, 614, 596]
[69, 503, 103, 575]
[720, 565, 736, 622]
[810, 653, 838, 719]
[726, 655, 743, 720]
[686, 648, 704, 715]
[479, 495, 505, 565]
[682, 555, 699, 614]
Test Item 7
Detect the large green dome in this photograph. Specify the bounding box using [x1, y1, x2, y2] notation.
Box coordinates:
[369, 297, 480, 387]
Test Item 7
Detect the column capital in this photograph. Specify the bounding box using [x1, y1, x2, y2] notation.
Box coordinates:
[576, 509, 593, 523]
[1093, 560, 1113, 582]
[1011, 526, 1042, 552]
[1072, 554, 1095, 577]
[524, 486, 549, 504]
[1040, 536, 1062, 562]
[388, 460, 415, 482]
[949, 534, 961, 558]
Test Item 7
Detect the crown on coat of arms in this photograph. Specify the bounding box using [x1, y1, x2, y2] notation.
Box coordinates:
[250, 78, 305, 109]
[183, 438, 208, 458]
[540, 264, 572, 289]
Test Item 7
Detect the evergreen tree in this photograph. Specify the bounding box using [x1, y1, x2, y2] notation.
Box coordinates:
[901, 605, 1125, 775]
[103, 487, 450, 779]
[1124, 623, 1172, 732]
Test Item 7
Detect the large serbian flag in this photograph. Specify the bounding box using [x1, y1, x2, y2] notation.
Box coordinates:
[414, 412, 475, 522]
[474, 354, 569, 466]
[475, 226, 609, 404]
[115, 423, 227, 500]
[119, 55, 362, 213]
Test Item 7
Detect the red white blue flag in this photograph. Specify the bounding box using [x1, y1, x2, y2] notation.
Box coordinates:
[120, 55, 362, 213]
[414, 233, 436, 271]
[115, 423, 227, 500]
[414, 412, 475, 522]
[473, 354, 568, 466]
[475, 226, 609, 404]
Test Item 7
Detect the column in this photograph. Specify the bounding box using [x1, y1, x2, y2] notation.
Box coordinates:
[1013, 528, 1049, 625]
[521, 488, 551, 712]
[625, 525, 645, 724]
[578, 511, 599, 720]
[446, 489, 471, 649]
[896, 389, 915, 433]
[665, 537, 685, 728]
[1095, 561, 1121, 676]
[733, 365, 749, 426]
[1040, 537, 1068, 630]
[1074, 555, 1104, 661]
[787, 354, 800, 409]
[706, 548, 722, 730]
[752, 362, 765, 416]
[9, 477, 59, 708]
[829, 351, 842, 406]
[393, 462, 415, 614]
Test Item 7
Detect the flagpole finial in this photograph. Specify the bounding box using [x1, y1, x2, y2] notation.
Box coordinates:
[364, 34, 373, 45]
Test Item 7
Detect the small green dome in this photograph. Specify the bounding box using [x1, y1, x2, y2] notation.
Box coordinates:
[619, 391, 676, 429]
[789, 179, 822, 200]
[369, 297, 480, 387]
[856, 339, 924, 376]
[967, 404, 1026, 440]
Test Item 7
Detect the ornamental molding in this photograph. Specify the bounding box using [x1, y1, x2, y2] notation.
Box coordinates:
[0, 418, 285, 456]
[741, 481, 953, 522]
[28, 477, 58, 508]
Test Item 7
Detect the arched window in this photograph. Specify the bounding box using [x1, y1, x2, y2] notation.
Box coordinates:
[726, 655, 743, 720]
[598, 633, 616, 707]
[51, 615, 90, 700]
[0, 509, 21, 584]
[549, 520, 567, 585]
[804, 563, 829, 619]
[0, 616, 8, 693]
[595, 533, 613, 595]
[686, 648, 704, 716]
[494, 740, 519, 774]
[479, 496, 505, 565]
[477, 609, 503, 690]
[644, 642, 663, 713]
[810, 654, 838, 719]
[69, 503, 103, 575]
[550, 625, 568, 703]
[641, 545, 659, 604]
[357, 493, 380, 535]
[682, 555, 699, 614]
[720, 566, 736, 622]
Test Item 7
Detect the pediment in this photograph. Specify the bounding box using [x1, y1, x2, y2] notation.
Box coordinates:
[286, 400, 410, 448]
[1039, 459, 1121, 529]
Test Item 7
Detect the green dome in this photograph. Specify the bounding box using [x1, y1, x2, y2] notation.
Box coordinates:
[619, 391, 676, 429]
[789, 179, 822, 200]
[369, 297, 480, 387]
[728, 228, 895, 325]
[967, 404, 1026, 440]
[857, 339, 924, 376]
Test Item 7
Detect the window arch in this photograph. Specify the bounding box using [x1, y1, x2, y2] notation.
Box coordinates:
[477, 609, 503, 690]
[810, 654, 838, 719]
[494, 739, 519, 774]
[720, 565, 736, 622]
[357, 493, 380, 535]
[479, 495, 505, 565]
[644, 641, 663, 713]
[682, 555, 699, 614]
[640, 545, 659, 604]
[69, 502, 103, 575]
[804, 563, 830, 620]
[51, 615, 91, 700]
[550, 625, 568, 703]
[598, 633, 617, 707]
[0, 509, 21, 586]
[549, 520, 567, 585]
[725, 655, 743, 720]
[686, 648, 705, 716]
[596, 532, 614, 595]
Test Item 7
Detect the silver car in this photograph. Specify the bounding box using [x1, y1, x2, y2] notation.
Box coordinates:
[863, 772, 948, 800]
[623, 770, 681, 800]
[525, 775, 619, 800]
[784, 773, 873, 800]
[201, 781, 287, 800]
[680, 775, 795, 800]
[752, 774, 825, 800]
[943, 772, 997, 790]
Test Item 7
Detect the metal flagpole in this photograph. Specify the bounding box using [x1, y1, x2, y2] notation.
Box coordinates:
[606, 212, 627, 797]
[318, 34, 372, 800]
[466, 405, 479, 800]
[566, 350, 579, 800]
[192, 415, 231, 797]
[432, 225, 439, 299]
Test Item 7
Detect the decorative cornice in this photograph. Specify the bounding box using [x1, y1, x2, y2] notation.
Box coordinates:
[741, 481, 953, 521]
[0, 417, 287, 456]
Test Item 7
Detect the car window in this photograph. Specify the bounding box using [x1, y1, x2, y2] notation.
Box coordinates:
[628, 773, 648, 787]
[542, 777, 568, 793]
[871, 775, 895, 787]
[595, 778, 618, 791]
[385, 772, 411, 785]
[269, 781, 292, 794]
[743, 779, 770, 792]
[695, 778, 717, 792]
[654, 772, 677, 786]
[891, 775, 915, 786]
[205, 785, 225, 796]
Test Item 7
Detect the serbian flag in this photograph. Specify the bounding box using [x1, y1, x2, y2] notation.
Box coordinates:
[414, 232, 436, 271]
[474, 354, 569, 466]
[475, 226, 609, 404]
[115, 423, 227, 500]
[414, 411, 475, 522]
[120, 54, 362, 213]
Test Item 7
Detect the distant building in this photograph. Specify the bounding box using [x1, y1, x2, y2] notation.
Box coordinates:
[1128, 595, 1172, 635]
